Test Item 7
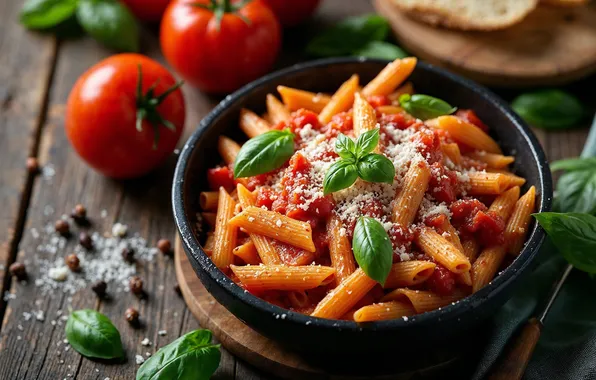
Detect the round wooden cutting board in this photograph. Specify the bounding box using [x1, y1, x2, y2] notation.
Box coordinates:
[374, 0, 596, 87]
[174, 236, 466, 380]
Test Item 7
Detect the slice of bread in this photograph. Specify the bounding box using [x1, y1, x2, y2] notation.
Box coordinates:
[391, 0, 539, 31]
[541, 0, 588, 6]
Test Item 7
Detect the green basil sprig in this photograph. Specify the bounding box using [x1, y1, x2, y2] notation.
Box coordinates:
[20, 0, 78, 29]
[19, 0, 139, 52]
[323, 129, 395, 194]
[550, 157, 596, 215]
[65, 309, 124, 360]
[353, 217, 393, 284]
[534, 213, 596, 274]
[77, 0, 139, 52]
[399, 94, 456, 120]
[306, 15, 408, 60]
[511, 89, 584, 130]
[137, 329, 220, 380]
[234, 129, 295, 178]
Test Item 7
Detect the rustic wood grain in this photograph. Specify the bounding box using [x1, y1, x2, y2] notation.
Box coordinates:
[0, 0, 58, 324]
[375, 0, 596, 87]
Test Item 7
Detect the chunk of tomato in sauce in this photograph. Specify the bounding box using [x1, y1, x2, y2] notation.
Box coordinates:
[426, 264, 455, 296]
[255, 187, 276, 210]
[366, 95, 390, 108]
[472, 210, 505, 246]
[428, 162, 459, 203]
[424, 213, 448, 229]
[207, 166, 236, 191]
[274, 109, 321, 135]
[450, 198, 487, 237]
[456, 109, 489, 133]
[415, 129, 443, 164]
[324, 111, 353, 138]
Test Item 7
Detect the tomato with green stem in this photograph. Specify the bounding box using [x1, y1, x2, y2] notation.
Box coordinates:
[66, 54, 185, 179]
[160, 0, 281, 93]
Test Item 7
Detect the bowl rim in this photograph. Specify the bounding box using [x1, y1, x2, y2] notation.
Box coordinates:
[172, 57, 553, 331]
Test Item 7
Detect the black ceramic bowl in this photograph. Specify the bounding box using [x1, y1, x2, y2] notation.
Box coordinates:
[172, 58, 553, 355]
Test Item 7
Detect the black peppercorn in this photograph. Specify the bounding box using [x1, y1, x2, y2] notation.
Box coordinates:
[125, 307, 139, 325]
[157, 239, 172, 256]
[79, 232, 93, 250]
[91, 280, 107, 298]
[9, 262, 27, 281]
[121, 247, 135, 263]
[55, 219, 70, 236]
[65, 254, 80, 272]
[129, 276, 143, 295]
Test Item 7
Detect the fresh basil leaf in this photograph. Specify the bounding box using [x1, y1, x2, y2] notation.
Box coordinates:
[306, 15, 389, 57]
[323, 160, 358, 195]
[335, 133, 356, 159]
[512, 90, 584, 130]
[399, 94, 456, 120]
[533, 212, 596, 274]
[352, 216, 393, 284]
[555, 170, 596, 215]
[136, 329, 220, 380]
[77, 0, 139, 52]
[355, 128, 380, 157]
[234, 130, 295, 178]
[20, 0, 78, 29]
[353, 40, 408, 60]
[551, 157, 596, 172]
[65, 309, 124, 359]
[357, 153, 395, 184]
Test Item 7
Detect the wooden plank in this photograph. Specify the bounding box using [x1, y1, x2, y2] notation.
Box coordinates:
[0, 0, 57, 320]
[0, 35, 124, 380]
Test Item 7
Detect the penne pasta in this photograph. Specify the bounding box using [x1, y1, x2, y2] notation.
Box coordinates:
[233, 240, 261, 265]
[353, 301, 415, 322]
[506, 186, 536, 256]
[236, 185, 282, 265]
[362, 57, 417, 97]
[327, 214, 356, 284]
[201, 212, 217, 228]
[288, 290, 309, 309]
[311, 268, 377, 319]
[462, 239, 480, 263]
[375, 105, 405, 115]
[466, 151, 515, 169]
[471, 246, 507, 293]
[466, 172, 513, 195]
[211, 188, 238, 270]
[384, 261, 436, 289]
[427, 116, 502, 154]
[415, 227, 471, 274]
[266, 94, 291, 125]
[488, 186, 520, 221]
[318, 74, 359, 124]
[230, 265, 335, 291]
[441, 142, 462, 166]
[388, 82, 414, 102]
[392, 160, 431, 226]
[217, 136, 241, 165]
[202, 232, 215, 256]
[353, 93, 379, 147]
[381, 288, 467, 313]
[228, 206, 316, 252]
[239, 108, 270, 138]
[277, 85, 331, 113]
[200, 191, 219, 211]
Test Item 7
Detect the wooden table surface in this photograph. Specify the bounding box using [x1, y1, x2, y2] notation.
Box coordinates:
[0, 1, 594, 379]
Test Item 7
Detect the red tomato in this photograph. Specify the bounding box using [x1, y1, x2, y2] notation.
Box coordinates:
[121, 0, 171, 22]
[66, 54, 185, 179]
[161, 0, 281, 93]
[261, 0, 321, 27]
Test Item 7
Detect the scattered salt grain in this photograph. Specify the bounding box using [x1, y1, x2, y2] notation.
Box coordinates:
[402, 316, 409, 322]
[111, 223, 128, 237]
[158, 330, 167, 336]
[48, 266, 69, 282]
[141, 338, 151, 346]
[135, 355, 145, 365]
